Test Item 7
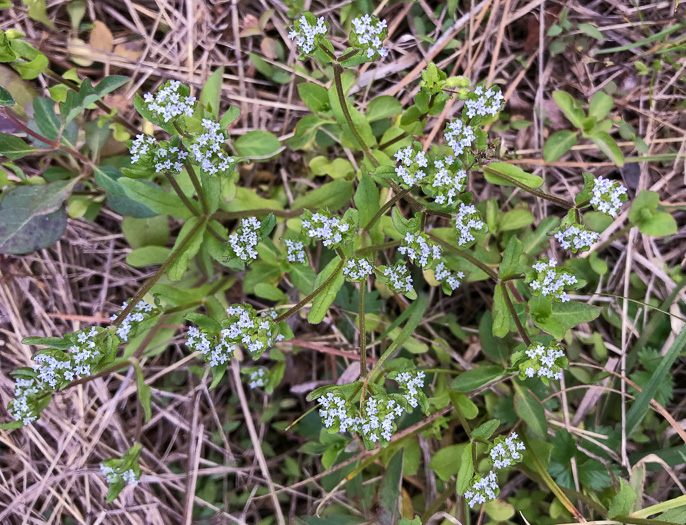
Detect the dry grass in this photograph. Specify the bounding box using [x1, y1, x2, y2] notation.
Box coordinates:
[1, 0, 685, 523]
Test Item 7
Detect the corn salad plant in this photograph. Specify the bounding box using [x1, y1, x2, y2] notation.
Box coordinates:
[0, 9, 682, 523]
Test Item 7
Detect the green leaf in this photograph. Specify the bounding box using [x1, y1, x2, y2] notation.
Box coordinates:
[514, 384, 547, 437]
[287, 115, 327, 150]
[499, 209, 534, 231]
[0, 132, 38, 160]
[0, 185, 67, 254]
[492, 285, 510, 338]
[33, 96, 60, 141]
[483, 162, 543, 189]
[366, 96, 403, 122]
[28, 180, 77, 216]
[122, 215, 170, 249]
[0, 85, 15, 106]
[0, 421, 24, 430]
[578, 23, 604, 41]
[479, 312, 508, 363]
[553, 90, 586, 129]
[451, 392, 478, 419]
[166, 217, 206, 280]
[298, 83, 330, 114]
[126, 245, 171, 267]
[471, 419, 500, 441]
[199, 67, 224, 118]
[355, 171, 380, 229]
[429, 443, 467, 481]
[608, 480, 637, 519]
[233, 130, 281, 158]
[309, 156, 354, 179]
[637, 212, 677, 236]
[451, 365, 505, 393]
[588, 91, 613, 121]
[118, 178, 194, 219]
[328, 84, 376, 150]
[456, 443, 474, 495]
[543, 130, 577, 162]
[307, 257, 345, 324]
[219, 106, 240, 129]
[626, 325, 686, 436]
[60, 76, 128, 124]
[135, 364, 152, 423]
[588, 131, 624, 166]
[248, 52, 290, 84]
[22, 0, 55, 29]
[378, 450, 403, 525]
[550, 301, 601, 330]
[291, 180, 353, 211]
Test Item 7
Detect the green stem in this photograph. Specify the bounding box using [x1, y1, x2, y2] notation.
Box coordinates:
[359, 281, 367, 378]
[426, 232, 499, 281]
[481, 166, 574, 210]
[164, 171, 200, 216]
[275, 258, 346, 323]
[363, 188, 413, 231]
[500, 282, 531, 345]
[184, 161, 209, 214]
[111, 217, 208, 328]
[354, 240, 402, 256]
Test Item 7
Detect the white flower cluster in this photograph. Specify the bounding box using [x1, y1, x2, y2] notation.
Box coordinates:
[288, 14, 328, 55]
[248, 368, 266, 389]
[518, 342, 567, 383]
[464, 471, 499, 508]
[464, 86, 504, 119]
[100, 464, 140, 486]
[398, 232, 442, 268]
[285, 239, 307, 264]
[187, 305, 284, 365]
[528, 258, 578, 303]
[381, 262, 414, 295]
[301, 210, 353, 249]
[444, 120, 476, 156]
[590, 176, 628, 217]
[394, 145, 429, 188]
[227, 217, 261, 263]
[143, 80, 195, 122]
[434, 261, 464, 291]
[453, 203, 487, 245]
[152, 142, 188, 173]
[188, 118, 236, 177]
[554, 224, 599, 252]
[317, 371, 425, 445]
[35, 327, 102, 386]
[428, 156, 467, 206]
[343, 257, 373, 282]
[129, 134, 155, 164]
[489, 433, 526, 470]
[110, 300, 157, 342]
[350, 14, 388, 59]
[9, 378, 43, 426]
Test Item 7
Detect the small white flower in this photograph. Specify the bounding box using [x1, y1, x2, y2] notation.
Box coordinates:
[464, 85, 504, 119]
[342, 257, 373, 282]
[188, 118, 236, 177]
[301, 210, 353, 249]
[452, 202, 487, 245]
[288, 14, 328, 55]
[554, 224, 599, 253]
[489, 433, 526, 470]
[465, 470, 500, 508]
[393, 145, 430, 188]
[527, 257, 578, 303]
[350, 14, 388, 60]
[381, 262, 414, 295]
[444, 120, 476, 157]
[516, 342, 567, 384]
[590, 176, 627, 217]
[226, 217, 261, 263]
[143, 80, 196, 123]
[398, 232, 442, 269]
[284, 239, 307, 264]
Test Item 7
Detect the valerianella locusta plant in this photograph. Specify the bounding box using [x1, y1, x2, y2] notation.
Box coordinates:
[342, 257, 373, 282]
[226, 217, 261, 263]
[393, 143, 430, 188]
[426, 156, 467, 206]
[350, 14, 389, 60]
[452, 202, 487, 245]
[377, 262, 415, 298]
[464, 85, 505, 119]
[301, 209, 354, 249]
[187, 118, 236, 177]
[288, 13, 328, 56]
[142, 80, 195, 122]
[489, 433, 526, 469]
[399, 232, 443, 268]
[513, 341, 568, 385]
[284, 239, 307, 264]
[110, 300, 158, 342]
[590, 175, 628, 217]
[464, 471, 500, 508]
[444, 119, 476, 156]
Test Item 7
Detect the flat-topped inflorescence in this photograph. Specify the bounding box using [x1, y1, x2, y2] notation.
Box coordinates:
[100, 445, 143, 501]
[489, 433, 526, 470]
[142, 80, 196, 123]
[379, 262, 414, 296]
[129, 135, 188, 174]
[343, 257, 373, 282]
[110, 300, 158, 342]
[288, 13, 328, 56]
[426, 156, 467, 206]
[452, 202, 487, 245]
[226, 217, 261, 263]
[554, 223, 599, 252]
[464, 471, 500, 508]
[301, 209, 354, 249]
[527, 257, 579, 303]
[350, 14, 389, 60]
[187, 118, 236, 177]
[514, 341, 568, 385]
[444, 120, 476, 157]
[393, 143, 429, 188]
[247, 368, 267, 389]
[434, 261, 464, 291]
[284, 239, 307, 264]
[464, 85, 505, 119]
[590, 176, 628, 217]
[399, 232, 442, 269]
